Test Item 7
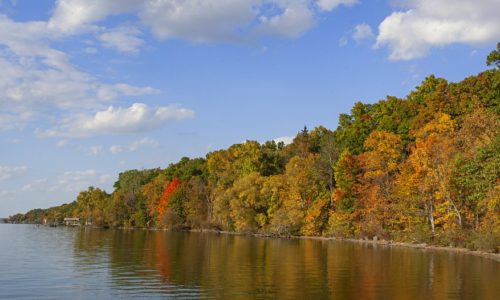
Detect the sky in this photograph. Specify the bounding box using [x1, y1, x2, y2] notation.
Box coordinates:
[0, 0, 499, 217]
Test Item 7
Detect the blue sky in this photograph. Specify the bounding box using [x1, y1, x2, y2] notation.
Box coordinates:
[0, 0, 498, 216]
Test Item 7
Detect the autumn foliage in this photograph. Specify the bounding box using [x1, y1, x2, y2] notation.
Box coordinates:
[10, 46, 500, 252]
[157, 178, 182, 217]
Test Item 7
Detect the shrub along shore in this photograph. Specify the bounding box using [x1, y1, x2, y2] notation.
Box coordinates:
[9, 45, 500, 253]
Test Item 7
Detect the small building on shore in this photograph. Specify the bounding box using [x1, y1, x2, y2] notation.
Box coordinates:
[63, 218, 80, 226]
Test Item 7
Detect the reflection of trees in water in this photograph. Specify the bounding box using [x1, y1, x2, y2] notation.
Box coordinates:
[73, 230, 499, 299]
[325, 242, 499, 300]
[72, 228, 199, 298]
[72, 227, 112, 271]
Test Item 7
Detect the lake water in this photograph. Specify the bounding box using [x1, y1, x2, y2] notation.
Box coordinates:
[0, 224, 498, 299]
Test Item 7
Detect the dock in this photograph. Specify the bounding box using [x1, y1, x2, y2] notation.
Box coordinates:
[63, 218, 80, 226]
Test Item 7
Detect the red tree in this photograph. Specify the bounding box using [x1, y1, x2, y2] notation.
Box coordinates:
[157, 178, 182, 217]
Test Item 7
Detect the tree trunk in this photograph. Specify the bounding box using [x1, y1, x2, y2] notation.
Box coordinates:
[428, 202, 435, 234]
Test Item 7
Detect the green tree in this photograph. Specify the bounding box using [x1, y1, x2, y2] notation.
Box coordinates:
[76, 187, 110, 226]
[486, 42, 500, 68]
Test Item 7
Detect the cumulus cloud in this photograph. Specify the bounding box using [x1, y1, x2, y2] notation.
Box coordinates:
[140, 0, 257, 42]
[258, 3, 316, 39]
[352, 23, 373, 43]
[0, 0, 358, 132]
[0, 14, 159, 130]
[48, 0, 140, 34]
[0, 166, 28, 181]
[37, 103, 194, 138]
[48, 0, 357, 43]
[376, 0, 500, 60]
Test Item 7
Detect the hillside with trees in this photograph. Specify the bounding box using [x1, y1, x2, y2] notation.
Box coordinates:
[10, 45, 500, 252]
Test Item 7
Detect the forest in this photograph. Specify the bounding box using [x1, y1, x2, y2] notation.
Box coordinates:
[9, 45, 500, 252]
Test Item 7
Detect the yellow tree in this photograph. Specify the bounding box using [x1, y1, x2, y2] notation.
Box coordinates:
[76, 187, 110, 226]
[456, 108, 499, 157]
[228, 172, 267, 232]
[405, 114, 461, 233]
[141, 173, 166, 227]
[270, 154, 323, 235]
[357, 130, 403, 237]
[260, 174, 285, 228]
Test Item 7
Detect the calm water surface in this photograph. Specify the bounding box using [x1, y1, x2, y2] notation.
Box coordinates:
[0, 224, 498, 299]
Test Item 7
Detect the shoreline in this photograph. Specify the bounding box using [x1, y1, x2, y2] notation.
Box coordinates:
[186, 228, 500, 262]
[6, 223, 499, 262]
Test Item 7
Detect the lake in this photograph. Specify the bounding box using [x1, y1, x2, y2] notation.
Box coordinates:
[0, 224, 498, 299]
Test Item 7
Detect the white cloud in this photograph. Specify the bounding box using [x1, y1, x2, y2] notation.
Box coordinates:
[37, 102, 195, 138]
[0, 112, 34, 131]
[96, 84, 158, 102]
[274, 136, 294, 145]
[316, 0, 358, 11]
[48, 169, 113, 193]
[140, 0, 257, 42]
[375, 0, 500, 60]
[48, 0, 356, 43]
[48, 0, 140, 34]
[18, 171, 112, 194]
[0, 165, 28, 181]
[109, 137, 159, 154]
[0, 0, 359, 133]
[98, 26, 144, 54]
[352, 23, 373, 42]
[21, 179, 48, 192]
[0, 14, 159, 130]
[258, 3, 316, 39]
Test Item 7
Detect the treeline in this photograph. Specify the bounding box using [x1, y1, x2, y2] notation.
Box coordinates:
[10, 46, 500, 251]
